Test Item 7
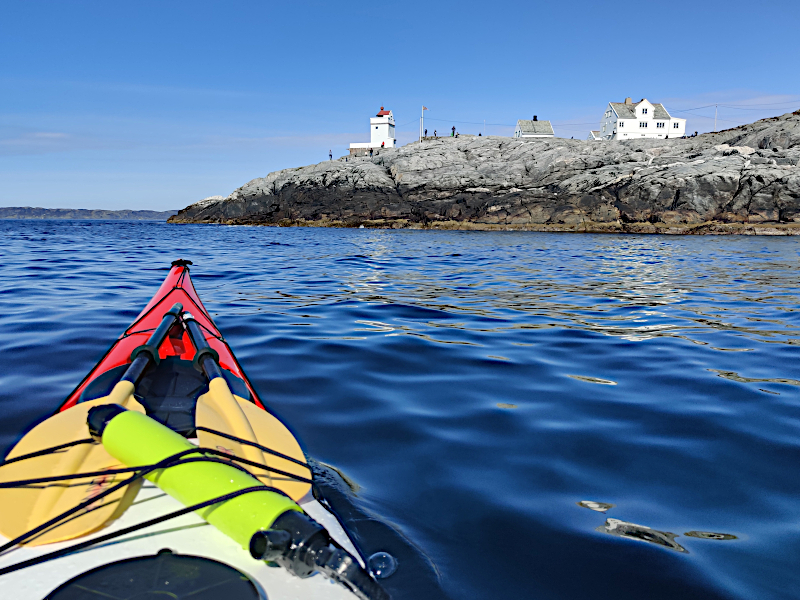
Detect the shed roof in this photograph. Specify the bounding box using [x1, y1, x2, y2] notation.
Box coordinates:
[516, 119, 554, 135]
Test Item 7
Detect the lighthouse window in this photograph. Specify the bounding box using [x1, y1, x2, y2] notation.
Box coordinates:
[375, 126, 378, 129]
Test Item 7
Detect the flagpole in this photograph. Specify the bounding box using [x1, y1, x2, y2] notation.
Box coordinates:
[420, 106, 423, 143]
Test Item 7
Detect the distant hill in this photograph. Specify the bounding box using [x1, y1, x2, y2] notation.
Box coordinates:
[0, 207, 178, 220]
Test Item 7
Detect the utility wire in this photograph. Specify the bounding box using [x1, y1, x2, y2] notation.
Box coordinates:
[384, 97, 799, 136]
[394, 118, 420, 128]
[423, 117, 512, 127]
[718, 104, 799, 111]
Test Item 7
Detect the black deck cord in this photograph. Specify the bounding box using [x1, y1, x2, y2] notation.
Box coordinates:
[0, 440, 313, 498]
[0, 454, 259, 491]
[0, 485, 273, 577]
[195, 426, 310, 470]
[0, 465, 143, 489]
[0, 447, 209, 554]
[7, 457, 265, 550]
[0, 447, 313, 552]
[0, 439, 94, 467]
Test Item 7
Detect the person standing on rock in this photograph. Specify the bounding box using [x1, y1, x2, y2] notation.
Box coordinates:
[424, 128, 427, 137]
[329, 150, 332, 160]
[434, 130, 437, 138]
[370, 148, 373, 158]
[451, 126, 455, 137]
[381, 141, 385, 148]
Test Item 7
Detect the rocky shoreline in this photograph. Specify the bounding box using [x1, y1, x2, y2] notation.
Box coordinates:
[169, 111, 800, 235]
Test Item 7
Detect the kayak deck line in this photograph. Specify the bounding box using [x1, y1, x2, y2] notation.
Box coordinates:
[0, 485, 361, 600]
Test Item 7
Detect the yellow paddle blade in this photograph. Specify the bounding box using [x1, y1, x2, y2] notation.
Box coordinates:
[196, 380, 312, 502]
[0, 383, 145, 546]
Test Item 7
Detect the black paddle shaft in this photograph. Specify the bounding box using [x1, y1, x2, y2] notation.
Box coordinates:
[182, 313, 223, 381]
[121, 303, 184, 385]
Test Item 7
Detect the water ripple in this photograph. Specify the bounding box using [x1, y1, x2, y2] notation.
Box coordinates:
[0, 221, 799, 599]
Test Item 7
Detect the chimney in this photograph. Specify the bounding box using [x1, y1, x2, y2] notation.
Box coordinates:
[624, 97, 632, 105]
[533, 115, 538, 121]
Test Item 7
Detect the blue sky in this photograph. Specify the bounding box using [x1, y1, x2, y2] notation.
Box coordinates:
[1, 0, 799, 210]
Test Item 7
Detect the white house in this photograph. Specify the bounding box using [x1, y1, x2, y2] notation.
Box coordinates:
[349, 107, 396, 155]
[592, 98, 686, 140]
[513, 116, 554, 138]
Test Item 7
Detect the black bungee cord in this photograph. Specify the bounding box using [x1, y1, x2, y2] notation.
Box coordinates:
[0, 438, 95, 467]
[0, 485, 278, 577]
[0, 440, 312, 554]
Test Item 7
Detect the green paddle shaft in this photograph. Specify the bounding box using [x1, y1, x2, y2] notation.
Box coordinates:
[98, 409, 301, 550]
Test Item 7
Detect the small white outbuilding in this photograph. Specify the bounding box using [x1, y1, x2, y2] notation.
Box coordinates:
[349, 107, 397, 156]
[513, 116, 554, 138]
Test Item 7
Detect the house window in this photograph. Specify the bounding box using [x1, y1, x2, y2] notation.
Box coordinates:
[642, 108, 648, 115]
[656, 122, 664, 128]
[673, 122, 679, 129]
[639, 122, 648, 128]
[619, 121, 624, 127]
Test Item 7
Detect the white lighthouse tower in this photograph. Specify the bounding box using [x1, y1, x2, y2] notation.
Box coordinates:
[349, 107, 396, 156]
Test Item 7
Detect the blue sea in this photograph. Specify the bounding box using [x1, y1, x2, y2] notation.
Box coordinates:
[1, 219, 799, 599]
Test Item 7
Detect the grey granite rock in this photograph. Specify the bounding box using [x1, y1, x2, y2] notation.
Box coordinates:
[170, 111, 800, 234]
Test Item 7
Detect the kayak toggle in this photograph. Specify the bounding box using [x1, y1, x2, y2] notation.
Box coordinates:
[250, 511, 389, 599]
[87, 404, 390, 600]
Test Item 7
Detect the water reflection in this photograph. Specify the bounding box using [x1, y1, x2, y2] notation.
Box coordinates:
[709, 369, 800, 387]
[581, 505, 739, 552]
[577, 500, 614, 513]
[684, 531, 737, 541]
[568, 375, 617, 386]
[597, 518, 688, 553]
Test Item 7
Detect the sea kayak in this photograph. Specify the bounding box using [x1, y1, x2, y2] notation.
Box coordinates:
[0, 260, 390, 600]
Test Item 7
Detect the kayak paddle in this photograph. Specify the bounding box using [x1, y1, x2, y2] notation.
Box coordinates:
[0, 303, 184, 545]
[183, 312, 313, 501]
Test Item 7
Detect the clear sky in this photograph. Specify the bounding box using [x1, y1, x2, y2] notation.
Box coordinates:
[2, 0, 799, 210]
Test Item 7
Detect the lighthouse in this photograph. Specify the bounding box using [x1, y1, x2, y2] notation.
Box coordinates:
[349, 107, 396, 156]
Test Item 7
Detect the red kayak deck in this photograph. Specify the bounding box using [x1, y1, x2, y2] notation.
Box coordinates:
[59, 261, 265, 412]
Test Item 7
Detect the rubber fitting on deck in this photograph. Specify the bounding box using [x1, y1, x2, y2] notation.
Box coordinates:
[250, 529, 292, 561]
[130, 344, 160, 366]
[87, 404, 128, 441]
[192, 347, 220, 374]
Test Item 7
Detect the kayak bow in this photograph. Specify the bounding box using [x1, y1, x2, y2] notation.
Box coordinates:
[0, 260, 390, 600]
